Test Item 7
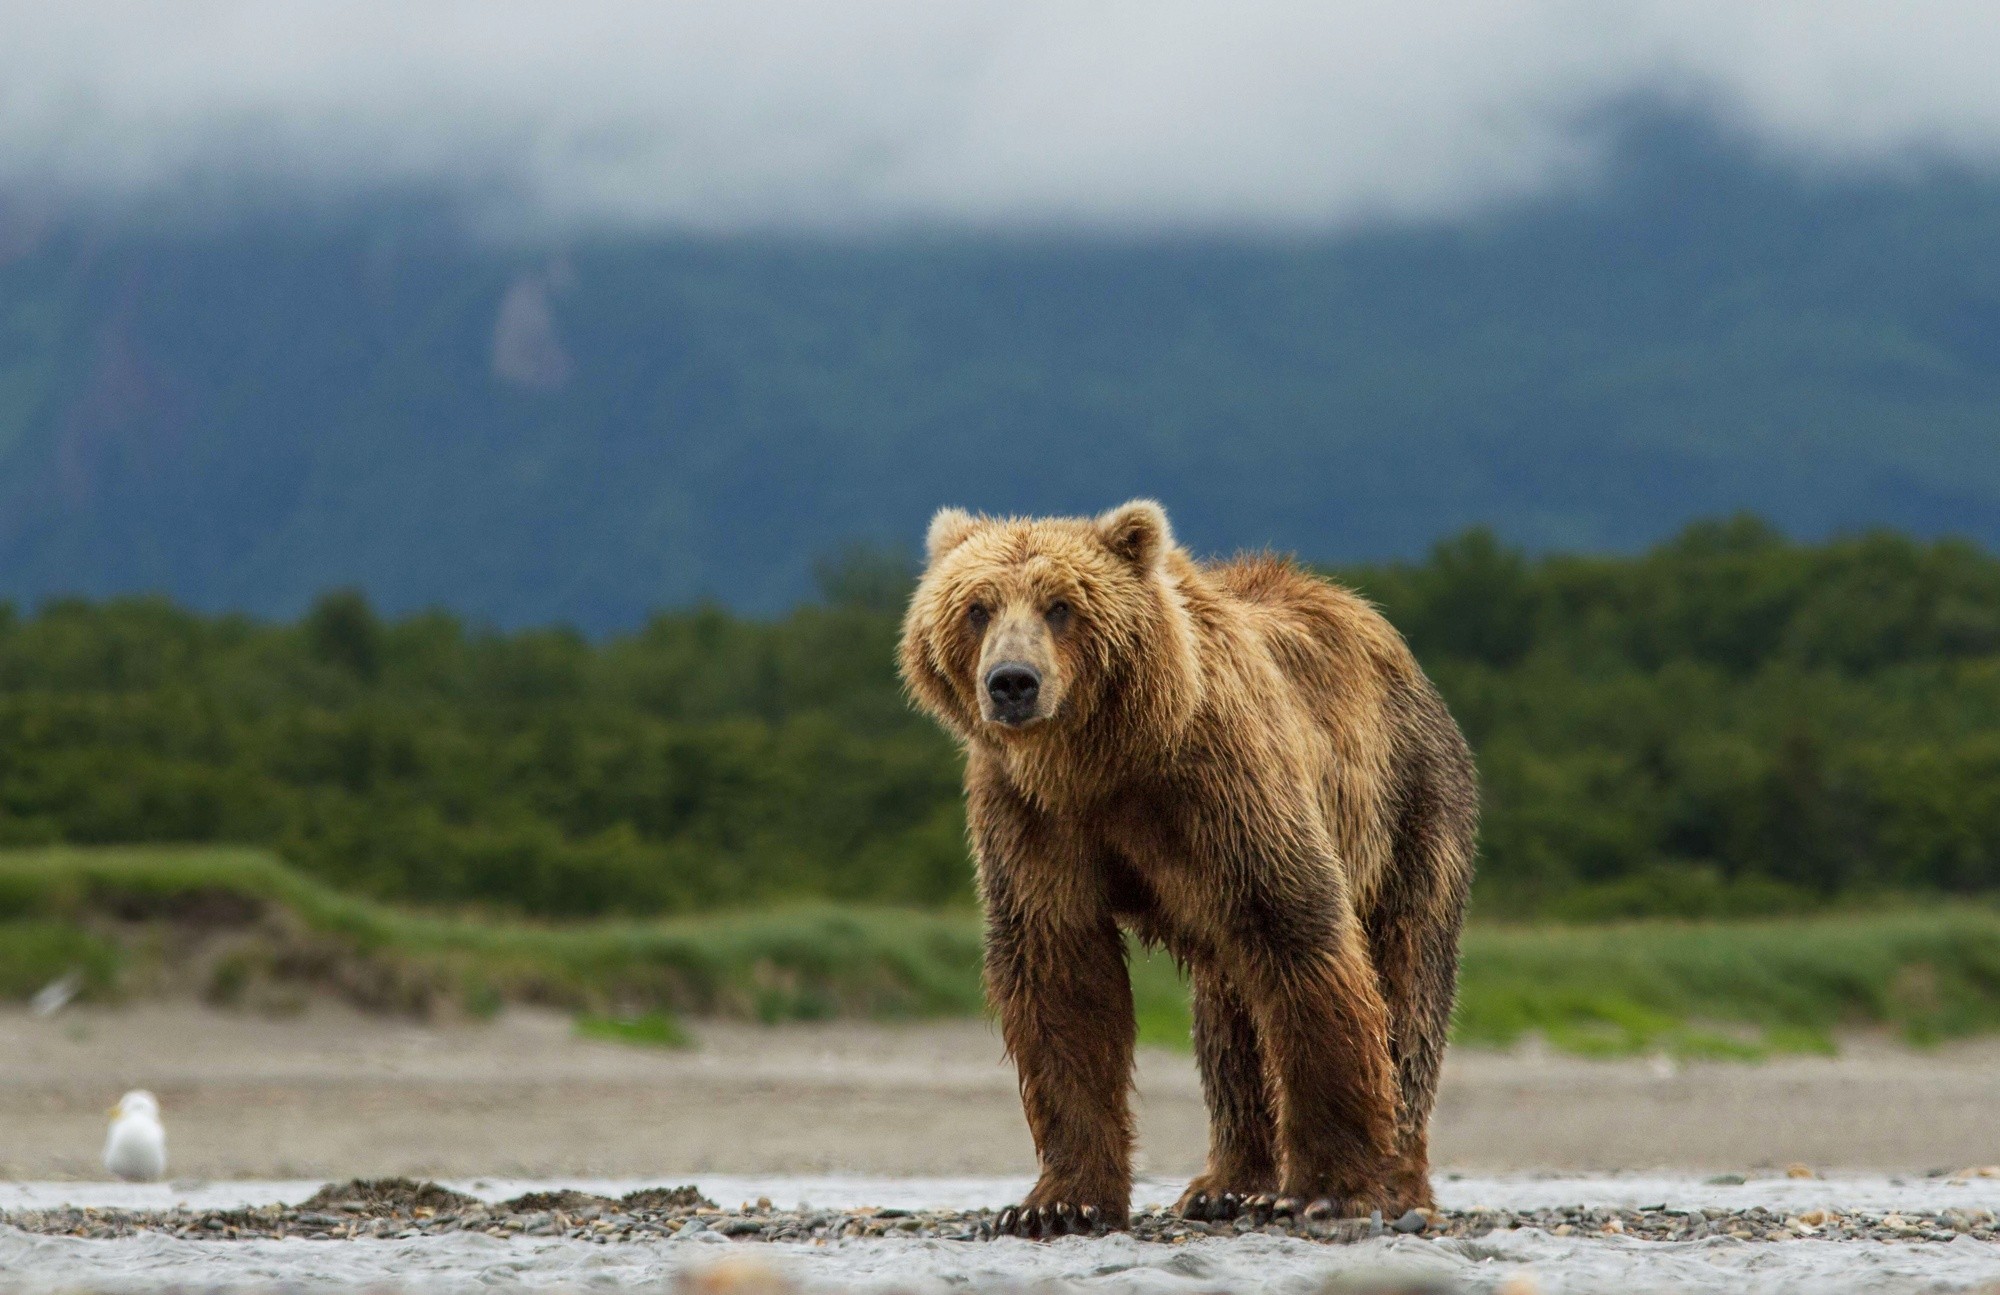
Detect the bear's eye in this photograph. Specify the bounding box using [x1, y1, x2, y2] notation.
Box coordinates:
[966, 603, 990, 630]
[1045, 599, 1071, 628]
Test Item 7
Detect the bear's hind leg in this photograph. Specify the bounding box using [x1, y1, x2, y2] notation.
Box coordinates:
[1367, 690, 1477, 1215]
[1364, 877, 1466, 1215]
[1175, 963, 1278, 1220]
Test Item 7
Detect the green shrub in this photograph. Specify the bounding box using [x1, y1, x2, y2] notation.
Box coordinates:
[10, 522, 2000, 917]
[0, 920, 120, 1000]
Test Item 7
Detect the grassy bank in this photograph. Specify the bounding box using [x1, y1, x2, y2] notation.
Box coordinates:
[0, 846, 986, 1023]
[4, 847, 1999, 1058]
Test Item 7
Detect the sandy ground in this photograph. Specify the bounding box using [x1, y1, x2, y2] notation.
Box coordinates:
[4, 1004, 1999, 1181]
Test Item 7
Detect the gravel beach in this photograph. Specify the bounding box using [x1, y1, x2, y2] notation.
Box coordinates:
[6, 1174, 1998, 1245]
[5, 1173, 2000, 1293]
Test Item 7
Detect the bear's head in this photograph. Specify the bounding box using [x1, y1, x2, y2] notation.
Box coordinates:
[899, 500, 1201, 758]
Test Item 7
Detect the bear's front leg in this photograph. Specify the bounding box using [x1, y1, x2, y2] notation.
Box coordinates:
[1175, 963, 1278, 1220]
[1233, 900, 1399, 1220]
[983, 895, 1136, 1237]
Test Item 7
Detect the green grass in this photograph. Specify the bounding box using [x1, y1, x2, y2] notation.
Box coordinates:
[1456, 911, 2000, 1055]
[1130, 909, 2000, 1058]
[1130, 944, 1197, 1049]
[5, 846, 2000, 1059]
[574, 1011, 693, 1049]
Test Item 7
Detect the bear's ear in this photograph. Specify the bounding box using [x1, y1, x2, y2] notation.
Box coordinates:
[1096, 499, 1173, 570]
[926, 507, 980, 562]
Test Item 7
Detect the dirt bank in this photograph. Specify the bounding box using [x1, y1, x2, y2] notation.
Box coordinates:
[3, 1005, 1996, 1181]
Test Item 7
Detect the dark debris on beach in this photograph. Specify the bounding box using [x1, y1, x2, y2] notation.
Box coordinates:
[6, 1178, 1996, 1247]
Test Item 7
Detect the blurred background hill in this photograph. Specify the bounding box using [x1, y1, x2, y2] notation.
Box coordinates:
[6, 119, 2000, 626]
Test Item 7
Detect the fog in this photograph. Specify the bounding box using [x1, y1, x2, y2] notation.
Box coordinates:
[5, 1, 2000, 231]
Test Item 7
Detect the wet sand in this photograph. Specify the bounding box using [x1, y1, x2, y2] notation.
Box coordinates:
[3, 1004, 1997, 1181]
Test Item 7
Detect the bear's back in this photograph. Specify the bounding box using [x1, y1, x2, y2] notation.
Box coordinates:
[1203, 553, 1415, 698]
[1202, 554, 1423, 907]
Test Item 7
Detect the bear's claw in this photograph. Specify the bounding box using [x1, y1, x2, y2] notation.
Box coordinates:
[1178, 1190, 1244, 1221]
[1243, 1194, 1311, 1221]
[1187, 1192, 1357, 1226]
[1261, 1195, 1366, 1224]
[993, 1202, 1112, 1238]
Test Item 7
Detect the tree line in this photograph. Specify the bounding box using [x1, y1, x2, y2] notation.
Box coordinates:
[2, 518, 1997, 918]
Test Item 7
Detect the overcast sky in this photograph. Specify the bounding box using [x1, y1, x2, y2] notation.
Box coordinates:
[6, 2, 2000, 232]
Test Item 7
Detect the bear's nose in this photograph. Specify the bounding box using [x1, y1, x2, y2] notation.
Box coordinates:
[985, 663, 1041, 714]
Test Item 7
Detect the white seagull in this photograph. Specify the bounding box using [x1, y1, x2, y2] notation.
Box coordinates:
[103, 1090, 167, 1182]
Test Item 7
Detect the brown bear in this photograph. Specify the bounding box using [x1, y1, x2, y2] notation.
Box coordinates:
[898, 500, 1477, 1237]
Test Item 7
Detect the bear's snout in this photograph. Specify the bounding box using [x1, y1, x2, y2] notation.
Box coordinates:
[984, 662, 1042, 724]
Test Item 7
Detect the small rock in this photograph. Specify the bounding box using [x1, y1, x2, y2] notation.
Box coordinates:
[1390, 1209, 1427, 1234]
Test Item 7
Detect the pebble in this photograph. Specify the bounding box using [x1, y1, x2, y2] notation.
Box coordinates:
[5, 1179, 1996, 1249]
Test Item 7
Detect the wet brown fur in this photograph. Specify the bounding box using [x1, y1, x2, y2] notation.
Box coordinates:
[899, 501, 1477, 1228]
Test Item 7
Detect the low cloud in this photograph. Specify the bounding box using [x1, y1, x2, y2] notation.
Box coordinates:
[5, 2, 2000, 232]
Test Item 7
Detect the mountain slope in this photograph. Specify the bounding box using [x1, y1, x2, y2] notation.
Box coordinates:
[3, 124, 2000, 627]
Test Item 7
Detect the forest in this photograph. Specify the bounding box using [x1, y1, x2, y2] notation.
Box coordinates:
[2, 517, 1999, 920]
